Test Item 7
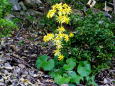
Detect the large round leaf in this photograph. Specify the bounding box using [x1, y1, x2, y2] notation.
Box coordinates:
[63, 58, 76, 71]
[77, 61, 91, 77]
[42, 59, 54, 71]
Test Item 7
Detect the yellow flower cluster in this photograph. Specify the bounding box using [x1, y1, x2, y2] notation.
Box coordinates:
[43, 3, 74, 61]
[47, 3, 72, 24]
[43, 27, 74, 61]
[43, 33, 54, 42]
[57, 16, 70, 24]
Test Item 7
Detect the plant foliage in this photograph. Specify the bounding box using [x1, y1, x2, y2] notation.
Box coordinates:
[36, 3, 115, 86]
[0, 0, 17, 38]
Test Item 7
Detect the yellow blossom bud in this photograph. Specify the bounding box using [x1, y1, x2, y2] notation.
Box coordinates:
[57, 26, 65, 33]
[58, 54, 64, 60]
[47, 9, 56, 18]
[57, 16, 70, 24]
[64, 34, 69, 42]
[54, 49, 61, 56]
[69, 32, 74, 37]
[43, 33, 54, 42]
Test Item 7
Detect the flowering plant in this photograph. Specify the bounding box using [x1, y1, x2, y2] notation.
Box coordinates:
[36, 3, 114, 86]
[43, 3, 74, 60]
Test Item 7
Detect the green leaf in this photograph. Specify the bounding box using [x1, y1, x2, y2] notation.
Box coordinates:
[86, 76, 98, 86]
[42, 59, 54, 71]
[63, 58, 76, 71]
[54, 74, 70, 85]
[50, 69, 63, 78]
[36, 55, 54, 71]
[39, 55, 49, 61]
[77, 61, 91, 77]
[36, 55, 48, 69]
[68, 71, 82, 84]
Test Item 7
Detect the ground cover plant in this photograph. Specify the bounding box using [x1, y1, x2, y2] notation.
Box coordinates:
[0, 0, 17, 38]
[36, 2, 115, 86]
[0, 0, 115, 86]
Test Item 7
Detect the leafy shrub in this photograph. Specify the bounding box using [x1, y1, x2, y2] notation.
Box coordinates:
[67, 11, 115, 73]
[0, 0, 12, 18]
[0, 0, 17, 38]
[36, 3, 115, 86]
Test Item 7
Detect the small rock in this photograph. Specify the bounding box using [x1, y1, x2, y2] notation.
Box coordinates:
[18, 64, 25, 69]
[13, 67, 21, 75]
[4, 63, 13, 69]
[24, 0, 42, 5]
[104, 78, 108, 84]
[0, 82, 5, 86]
[4, 70, 9, 74]
[9, 0, 21, 11]
[19, 1, 27, 10]
[29, 70, 38, 77]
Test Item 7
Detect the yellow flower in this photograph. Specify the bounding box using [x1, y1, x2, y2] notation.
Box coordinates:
[63, 3, 69, 8]
[57, 16, 70, 24]
[55, 41, 62, 49]
[56, 45, 62, 49]
[55, 40, 61, 45]
[52, 3, 62, 10]
[45, 3, 73, 60]
[69, 32, 74, 37]
[57, 34, 65, 40]
[58, 9, 66, 16]
[64, 34, 69, 42]
[57, 26, 65, 33]
[62, 4, 72, 14]
[65, 7, 72, 14]
[47, 9, 56, 18]
[52, 4, 58, 10]
[54, 49, 61, 56]
[53, 36, 63, 49]
[58, 54, 64, 60]
[43, 33, 54, 42]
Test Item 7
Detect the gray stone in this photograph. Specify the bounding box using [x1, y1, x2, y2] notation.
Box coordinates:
[0, 82, 5, 86]
[28, 70, 38, 77]
[24, 0, 42, 5]
[13, 67, 21, 74]
[4, 63, 13, 70]
[9, 0, 21, 11]
[19, 1, 27, 10]
[4, 70, 9, 74]
[18, 64, 25, 69]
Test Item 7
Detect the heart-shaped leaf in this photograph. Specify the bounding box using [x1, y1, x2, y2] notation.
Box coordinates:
[42, 59, 54, 71]
[63, 58, 76, 71]
[77, 61, 91, 77]
[36, 55, 54, 71]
